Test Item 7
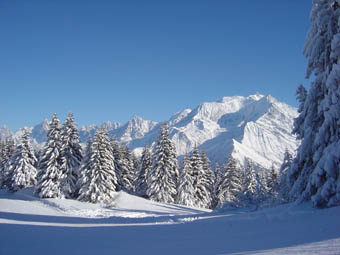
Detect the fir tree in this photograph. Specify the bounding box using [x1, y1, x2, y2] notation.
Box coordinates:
[110, 137, 123, 190]
[216, 155, 242, 207]
[10, 131, 37, 191]
[35, 113, 64, 198]
[241, 160, 257, 205]
[200, 149, 215, 208]
[77, 128, 118, 204]
[177, 154, 196, 207]
[289, 0, 340, 207]
[146, 123, 178, 203]
[59, 112, 83, 198]
[267, 165, 279, 200]
[76, 137, 92, 196]
[212, 163, 222, 209]
[277, 149, 293, 203]
[120, 145, 135, 193]
[136, 146, 152, 198]
[0, 138, 16, 188]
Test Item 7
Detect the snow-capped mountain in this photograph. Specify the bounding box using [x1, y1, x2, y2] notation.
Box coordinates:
[129, 94, 298, 168]
[1, 94, 298, 169]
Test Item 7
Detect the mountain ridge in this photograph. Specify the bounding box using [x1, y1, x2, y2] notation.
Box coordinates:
[1, 94, 299, 169]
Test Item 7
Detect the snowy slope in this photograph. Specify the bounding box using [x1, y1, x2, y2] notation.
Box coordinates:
[3, 94, 298, 168]
[129, 94, 298, 168]
[0, 189, 339, 255]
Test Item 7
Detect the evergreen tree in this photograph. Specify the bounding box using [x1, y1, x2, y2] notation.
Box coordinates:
[77, 128, 118, 204]
[177, 154, 196, 207]
[189, 147, 212, 208]
[146, 123, 178, 203]
[59, 112, 83, 198]
[292, 85, 308, 139]
[278, 149, 293, 203]
[9, 131, 37, 191]
[110, 137, 123, 190]
[241, 160, 257, 205]
[212, 163, 222, 208]
[216, 155, 242, 207]
[120, 145, 135, 193]
[35, 113, 64, 198]
[0, 138, 15, 188]
[76, 136, 92, 196]
[200, 149, 215, 208]
[289, 0, 340, 207]
[136, 146, 152, 198]
[267, 165, 279, 200]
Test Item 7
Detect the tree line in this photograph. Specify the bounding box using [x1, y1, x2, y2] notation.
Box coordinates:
[0, 112, 285, 209]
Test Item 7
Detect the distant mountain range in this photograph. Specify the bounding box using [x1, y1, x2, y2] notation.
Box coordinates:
[1, 94, 299, 169]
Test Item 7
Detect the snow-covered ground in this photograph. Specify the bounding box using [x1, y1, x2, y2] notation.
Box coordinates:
[0, 188, 339, 255]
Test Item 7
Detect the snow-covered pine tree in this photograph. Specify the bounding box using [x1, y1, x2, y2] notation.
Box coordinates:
[120, 145, 135, 193]
[35, 113, 64, 198]
[110, 137, 123, 190]
[200, 149, 215, 208]
[212, 163, 222, 208]
[267, 165, 279, 201]
[132, 153, 141, 177]
[111, 141, 135, 192]
[292, 85, 308, 138]
[0, 138, 16, 188]
[278, 149, 293, 203]
[289, 0, 340, 207]
[241, 160, 257, 205]
[77, 128, 118, 204]
[216, 155, 242, 207]
[146, 123, 178, 203]
[189, 146, 206, 208]
[59, 112, 83, 198]
[75, 136, 92, 196]
[135, 146, 152, 198]
[177, 154, 196, 207]
[9, 131, 37, 191]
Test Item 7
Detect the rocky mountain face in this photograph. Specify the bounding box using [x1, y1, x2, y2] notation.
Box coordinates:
[1, 94, 299, 169]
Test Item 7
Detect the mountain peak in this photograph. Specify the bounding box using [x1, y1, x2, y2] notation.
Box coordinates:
[5, 94, 298, 169]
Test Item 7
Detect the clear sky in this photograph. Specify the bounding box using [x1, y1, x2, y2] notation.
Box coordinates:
[0, 0, 312, 131]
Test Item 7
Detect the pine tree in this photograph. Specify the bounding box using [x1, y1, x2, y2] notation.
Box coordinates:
[77, 128, 118, 204]
[187, 148, 213, 208]
[136, 146, 152, 198]
[146, 123, 178, 203]
[289, 0, 340, 207]
[76, 136, 92, 196]
[267, 165, 279, 200]
[200, 149, 215, 208]
[212, 163, 222, 208]
[110, 137, 123, 190]
[9, 131, 37, 191]
[216, 155, 242, 207]
[278, 149, 293, 203]
[0, 138, 16, 188]
[189, 147, 206, 208]
[35, 113, 64, 198]
[292, 85, 308, 139]
[120, 145, 135, 193]
[177, 154, 196, 207]
[241, 160, 258, 205]
[59, 112, 83, 198]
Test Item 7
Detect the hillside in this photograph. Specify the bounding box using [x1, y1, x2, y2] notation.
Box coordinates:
[0, 189, 339, 255]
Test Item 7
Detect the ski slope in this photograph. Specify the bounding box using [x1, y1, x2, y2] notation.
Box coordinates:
[0, 188, 339, 255]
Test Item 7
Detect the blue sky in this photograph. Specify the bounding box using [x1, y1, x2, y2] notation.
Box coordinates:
[0, 0, 311, 131]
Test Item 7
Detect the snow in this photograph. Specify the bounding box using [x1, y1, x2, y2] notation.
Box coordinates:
[1, 188, 340, 255]
[3, 94, 298, 170]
